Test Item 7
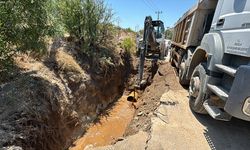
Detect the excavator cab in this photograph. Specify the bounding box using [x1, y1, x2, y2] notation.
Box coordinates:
[153, 20, 165, 39]
[142, 17, 165, 56]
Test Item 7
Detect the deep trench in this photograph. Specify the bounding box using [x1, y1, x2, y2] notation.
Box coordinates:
[0, 45, 162, 150]
[0, 47, 134, 150]
[69, 57, 162, 149]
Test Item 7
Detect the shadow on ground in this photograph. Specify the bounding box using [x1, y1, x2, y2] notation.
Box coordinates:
[192, 111, 250, 150]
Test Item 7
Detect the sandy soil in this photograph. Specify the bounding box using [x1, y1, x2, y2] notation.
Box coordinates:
[125, 59, 176, 136]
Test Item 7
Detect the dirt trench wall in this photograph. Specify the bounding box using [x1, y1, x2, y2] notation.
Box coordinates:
[0, 46, 131, 150]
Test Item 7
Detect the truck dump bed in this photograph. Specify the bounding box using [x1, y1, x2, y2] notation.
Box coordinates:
[172, 0, 218, 49]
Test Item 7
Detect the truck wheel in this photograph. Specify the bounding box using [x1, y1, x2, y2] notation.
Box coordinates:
[189, 64, 207, 114]
[179, 55, 189, 85]
[164, 47, 169, 57]
[159, 49, 165, 60]
[170, 51, 175, 66]
[136, 48, 140, 57]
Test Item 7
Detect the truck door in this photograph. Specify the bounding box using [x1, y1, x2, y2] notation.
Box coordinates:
[212, 0, 250, 57]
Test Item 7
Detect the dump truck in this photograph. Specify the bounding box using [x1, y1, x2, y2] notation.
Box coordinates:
[170, 0, 250, 121]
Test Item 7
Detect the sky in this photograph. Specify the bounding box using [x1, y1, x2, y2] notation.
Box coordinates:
[105, 0, 197, 30]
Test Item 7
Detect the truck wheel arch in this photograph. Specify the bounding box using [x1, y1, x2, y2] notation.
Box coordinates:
[186, 33, 224, 79]
[187, 48, 207, 80]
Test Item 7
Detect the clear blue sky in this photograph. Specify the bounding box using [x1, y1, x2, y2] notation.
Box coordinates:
[105, 0, 197, 30]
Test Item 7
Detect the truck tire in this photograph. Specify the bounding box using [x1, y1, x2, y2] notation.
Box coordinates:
[170, 51, 175, 67]
[160, 49, 165, 60]
[136, 48, 140, 57]
[179, 54, 189, 85]
[189, 64, 207, 114]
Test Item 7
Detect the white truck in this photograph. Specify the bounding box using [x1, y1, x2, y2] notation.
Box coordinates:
[170, 0, 250, 121]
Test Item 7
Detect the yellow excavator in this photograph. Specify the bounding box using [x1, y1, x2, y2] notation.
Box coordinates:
[136, 16, 165, 88]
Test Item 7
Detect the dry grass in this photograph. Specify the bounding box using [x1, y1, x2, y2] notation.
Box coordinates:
[55, 48, 84, 74]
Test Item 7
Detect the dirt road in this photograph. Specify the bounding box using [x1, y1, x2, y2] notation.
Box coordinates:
[148, 88, 250, 150]
[90, 62, 250, 150]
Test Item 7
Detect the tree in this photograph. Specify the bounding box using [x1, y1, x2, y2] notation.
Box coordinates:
[58, 0, 115, 53]
[0, 0, 59, 71]
[0, 0, 116, 72]
[1, 1, 51, 53]
[121, 38, 135, 53]
[165, 28, 173, 39]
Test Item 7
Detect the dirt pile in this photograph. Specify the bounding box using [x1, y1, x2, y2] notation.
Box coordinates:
[0, 38, 132, 150]
[125, 60, 175, 136]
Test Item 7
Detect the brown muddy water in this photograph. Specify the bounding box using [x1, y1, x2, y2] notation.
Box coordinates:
[69, 94, 136, 150]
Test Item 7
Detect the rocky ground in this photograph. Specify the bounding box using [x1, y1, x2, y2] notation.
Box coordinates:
[88, 60, 250, 150]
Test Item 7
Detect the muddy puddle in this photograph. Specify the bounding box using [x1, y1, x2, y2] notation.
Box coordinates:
[69, 95, 135, 150]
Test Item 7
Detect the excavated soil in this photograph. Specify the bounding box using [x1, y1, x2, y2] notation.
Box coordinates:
[125, 60, 179, 136]
[68, 57, 177, 149]
[0, 35, 175, 150]
[0, 38, 132, 150]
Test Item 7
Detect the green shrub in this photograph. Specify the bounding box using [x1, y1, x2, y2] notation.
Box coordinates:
[0, 32, 13, 72]
[125, 28, 135, 33]
[121, 38, 136, 53]
[46, 0, 65, 37]
[0, 0, 61, 72]
[165, 29, 173, 39]
[1, 1, 52, 53]
[0, 0, 116, 74]
[58, 0, 115, 53]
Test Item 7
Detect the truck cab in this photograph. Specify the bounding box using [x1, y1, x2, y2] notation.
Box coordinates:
[210, 0, 250, 58]
[171, 0, 250, 121]
[199, 0, 250, 121]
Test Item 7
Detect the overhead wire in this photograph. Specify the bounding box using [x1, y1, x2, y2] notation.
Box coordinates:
[146, 0, 160, 11]
[141, 0, 155, 12]
[141, 0, 164, 21]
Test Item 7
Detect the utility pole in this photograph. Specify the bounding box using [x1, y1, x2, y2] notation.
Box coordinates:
[155, 11, 163, 20]
[155, 11, 162, 36]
